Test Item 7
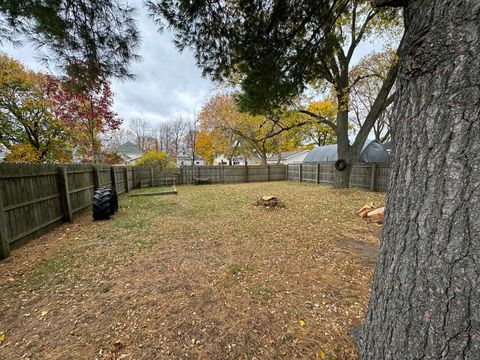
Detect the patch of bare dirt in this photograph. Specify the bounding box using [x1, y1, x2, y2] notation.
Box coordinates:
[335, 239, 379, 267]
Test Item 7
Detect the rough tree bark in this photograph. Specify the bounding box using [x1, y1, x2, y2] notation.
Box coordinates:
[361, 1, 480, 358]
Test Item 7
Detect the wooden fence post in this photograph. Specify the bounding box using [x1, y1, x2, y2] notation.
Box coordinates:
[245, 164, 248, 183]
[92, 165, 100, 190]
[220, 162, 224, 183]
[132, 166, 137, 189]
[57, 166, 73, 223]
[110, 166, 117, 192]
[0, 189, 10, 260]
[267, 165, 270, 181]
[150, 167, 154, 187]
[370, 164, 377, 191]
[316, 163, 320, 184]
[299, 164, 303, 182]
[124, 167, 129, 193]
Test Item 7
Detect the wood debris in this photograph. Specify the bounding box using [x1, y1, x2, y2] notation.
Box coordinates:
[254, 195, 283, 208]
[357, 204, 385, 224]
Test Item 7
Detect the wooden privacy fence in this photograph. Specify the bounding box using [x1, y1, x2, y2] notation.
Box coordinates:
[0, 162, 387, 260]
[287, 163, 390, 192]
[153, 164, 288, 185]
[0, 163, 154, 259]
[0, 163, 286, 259]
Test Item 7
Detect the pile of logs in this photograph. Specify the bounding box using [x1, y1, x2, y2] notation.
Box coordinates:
[357, 203, 385, 224]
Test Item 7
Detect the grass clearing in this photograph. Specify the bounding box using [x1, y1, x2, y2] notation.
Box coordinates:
[0, 181, 385, 359]
[131, 185, 176, 194]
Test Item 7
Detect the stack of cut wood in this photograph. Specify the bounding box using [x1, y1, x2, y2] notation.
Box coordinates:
[254, 196, 282, 208]
[357, 203, 385, 224]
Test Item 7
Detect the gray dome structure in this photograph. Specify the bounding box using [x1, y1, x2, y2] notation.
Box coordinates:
[303, 140, 390, 163]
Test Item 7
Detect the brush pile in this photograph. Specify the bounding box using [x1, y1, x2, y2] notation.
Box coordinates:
[254, 196, 283, 209]
[357, 203, 385, 224]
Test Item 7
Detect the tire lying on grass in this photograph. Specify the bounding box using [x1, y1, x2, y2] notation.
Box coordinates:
[92, 187, 118, 221]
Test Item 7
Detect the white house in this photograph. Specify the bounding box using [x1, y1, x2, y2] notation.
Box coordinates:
[214, 155, 263, 166]
[0, 149, 7, 162]
[267, 150, 310, 165]
[177, 152, 205, 166]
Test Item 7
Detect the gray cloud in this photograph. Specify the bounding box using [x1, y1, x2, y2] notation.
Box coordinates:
[111, 2, 215, 125]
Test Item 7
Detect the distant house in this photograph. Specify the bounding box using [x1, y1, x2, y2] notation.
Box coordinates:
[303, 140, 390, 164]
[214, 155, 263, 166]
[0, 149, 6, 162]
[114, 141, 145, 165]
[177, 152, 205, 166]
[267, 150, 310, 165]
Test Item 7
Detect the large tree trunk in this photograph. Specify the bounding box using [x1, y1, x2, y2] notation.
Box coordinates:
[335, 78, 353, 188]
[361, 1, 480, 358]
[334, 164, 352, 189]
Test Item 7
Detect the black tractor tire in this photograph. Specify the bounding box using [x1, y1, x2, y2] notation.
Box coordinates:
[92, 187, 118, 221]
[335, 159, 348, 171]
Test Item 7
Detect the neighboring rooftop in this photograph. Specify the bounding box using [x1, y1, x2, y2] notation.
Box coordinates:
[267, 149, 309, 162]
[114, 141, 145, 155]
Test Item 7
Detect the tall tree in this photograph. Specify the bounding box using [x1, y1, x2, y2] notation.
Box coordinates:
[101, 128, 135, 151]
[0, 0, 140, 84]
[129, 117, 152, 151]
[199, 94, 289, 165]
[350, 49, 396, 143]
[0, 54, 69, 162]
[182, 116, 199, 168]
[149, 0, 402, 187]
[358, 0, 480, 358]
[198, 94, 241, 165]
[154, 121, 171, 153]
[48, 77, 122, 163]
[170, 116, 187, 157]
[195, 130, 216, 165]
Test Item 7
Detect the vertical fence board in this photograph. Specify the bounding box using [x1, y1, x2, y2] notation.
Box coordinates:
[0, 188, 9, 259]
[57, 167, 73, 222]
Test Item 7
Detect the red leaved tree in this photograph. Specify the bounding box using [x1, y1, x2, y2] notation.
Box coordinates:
[46, 76, 122, 163]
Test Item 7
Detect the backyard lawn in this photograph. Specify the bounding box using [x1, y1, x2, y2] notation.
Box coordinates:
[0, 182, 385, 359]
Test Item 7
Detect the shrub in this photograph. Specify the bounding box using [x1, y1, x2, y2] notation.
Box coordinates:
[136, 150, 175, 171]
[5, 143, 42, 163]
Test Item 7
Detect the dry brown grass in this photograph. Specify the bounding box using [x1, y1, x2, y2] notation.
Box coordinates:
[0, 181, 385, 360]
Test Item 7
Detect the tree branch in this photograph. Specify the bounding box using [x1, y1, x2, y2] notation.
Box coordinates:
[346, 8, 378, 62]
[352, 37, 403, 153]
[298, 110, 338, 133]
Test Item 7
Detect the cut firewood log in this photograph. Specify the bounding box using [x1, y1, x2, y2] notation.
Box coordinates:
[367, 207, 385, 224]
[357, 203, 376, 218]
[261, 196, 276, 201]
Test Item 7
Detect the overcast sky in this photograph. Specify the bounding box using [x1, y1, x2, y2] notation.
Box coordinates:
[2, 1, 215, 127]
[2, 2, 391, 129]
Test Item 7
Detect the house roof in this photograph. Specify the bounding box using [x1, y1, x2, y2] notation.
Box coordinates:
[267, 150, 309, 162]
[114, 142, 145, 156]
